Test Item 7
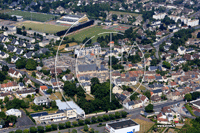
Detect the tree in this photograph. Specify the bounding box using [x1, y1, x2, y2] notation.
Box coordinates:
[65, 44, 69, 47]
[91, 116, 97, 123]
[2, 65, 9, 71]
[121, 111, 127, 118]
[22, 129, 29, 133]
[185, 93, 192, 101]
[84, 125, 89, 132]
[65, 121, 71, 128]
[51, 100, 57, 109]
[0, 112, 6, 119]
[115, 112, 121, 118]
[0, 71, 6, 83]
[72, 129, 77, 133]
[7, 115, 17, 123]
[16, 58, 26, 69]
[103, 114, 109, 121]
[32, 72, 36, 77]
[15, 129, 22, 133]
[112, 14, 117, 21]
[109, 114, 115, 120]
[46, 88, 52, 94]
[25, 59, 37, 70]
[145, 104, 154, 112]
[37, 126, 44, 133]
[144, 90, 151, 99]
[4, 96, 9, 103]
[51, 124, 57, 130]
[163, 61, 171, 69]
[29, 127, 37, 133]
[85, 118, 91, 124]
[22, 26, 25, 31]
[78, 119, 84, 126]
[72, 121, 78, 127]
[89, 128, 95, 133]
[58, 123, 65, 129]
[197, 32, 200, 38]
[97, 116, 103, 122]
[130, 92, 139, 100]
[45, 125, 52, 131]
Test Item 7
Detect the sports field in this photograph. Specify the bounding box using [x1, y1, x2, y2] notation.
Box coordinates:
[67, 25, 114, 42]
[6, 10, 59, 22]
[16, 21, 68, 34]
[110, 11, 140, 17]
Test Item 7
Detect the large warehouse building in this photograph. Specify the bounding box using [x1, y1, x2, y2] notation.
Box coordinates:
[105, 119, 140, 133]
[56, 14, 89, 25]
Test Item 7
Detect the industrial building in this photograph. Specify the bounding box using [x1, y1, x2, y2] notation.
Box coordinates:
[105, 119, 140, 133]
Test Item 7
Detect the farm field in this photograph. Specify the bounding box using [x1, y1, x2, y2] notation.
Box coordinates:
[6, 10, 59, 22]
[15, 21, 68, 34]
[67, 25, 114, 42]
[110, 11, 140, 17]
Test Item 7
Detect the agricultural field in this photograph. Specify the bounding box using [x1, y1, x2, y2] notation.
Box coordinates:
[110, 11, 140, 17]
[67, 25, 114, 42]
[6, 10, 59, 22]
[15, 21, 68, 34]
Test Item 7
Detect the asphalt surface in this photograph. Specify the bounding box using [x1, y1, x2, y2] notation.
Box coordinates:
[153, 32, 174, 59]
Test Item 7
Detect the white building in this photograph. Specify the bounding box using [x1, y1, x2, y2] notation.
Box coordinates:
[105, 119, 140, 133]
[6, 109, 22, 117]
[75, 45, 101, 58]
[153, 13, 166, 20]
[178, 46, 186, 55]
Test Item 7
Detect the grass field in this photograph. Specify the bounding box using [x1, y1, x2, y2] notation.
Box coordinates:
[16, 21, 68, 34]
[67, 26, 114, 42]
[133, 119, 154, 133]
[49, 92, 64, 100]
[110, 11, 140, 17]
[6, 10, 59, 22]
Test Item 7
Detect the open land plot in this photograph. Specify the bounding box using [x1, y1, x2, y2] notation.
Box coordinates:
[110, 11, 140, 17]
[54, 42, 78, 52]
[133, 118, 154, 133]
[15, 21, 68, 34]
[67, 26, 114, 42]
[6, 10, 59, 22]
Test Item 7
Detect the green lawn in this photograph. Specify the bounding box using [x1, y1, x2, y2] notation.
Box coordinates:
[6, 10, 59, 22]
[17, 22, 68, 34]
[110, 11, 140, 17]
[185, 104, 196, 116]
[67, 26, 114, 42]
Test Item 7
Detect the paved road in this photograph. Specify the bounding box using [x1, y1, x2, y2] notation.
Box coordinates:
[153, 33, 174, 59]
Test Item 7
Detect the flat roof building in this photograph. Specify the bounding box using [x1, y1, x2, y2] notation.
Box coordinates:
[105, 119, 140, 133]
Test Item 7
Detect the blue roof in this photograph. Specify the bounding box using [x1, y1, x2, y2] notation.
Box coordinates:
[31, 112, 48, 117]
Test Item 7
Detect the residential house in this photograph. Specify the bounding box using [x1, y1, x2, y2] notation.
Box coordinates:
[6, 109, 21, 117]
[0, 81, 19, 91]
[16, 89, 36, 98]
[8, 68, 22, 78]
[11, 56, 19, 63]
[34, 96, 51, 106]
[62, 74, 74, 81]
[177, 46, 186, 55]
